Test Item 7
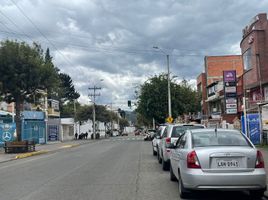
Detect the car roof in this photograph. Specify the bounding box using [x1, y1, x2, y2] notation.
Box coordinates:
[170, 123, 205, 127]
[188, 128, 241, 134]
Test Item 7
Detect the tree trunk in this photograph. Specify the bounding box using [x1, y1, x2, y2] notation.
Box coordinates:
[15, 98, 22, 141]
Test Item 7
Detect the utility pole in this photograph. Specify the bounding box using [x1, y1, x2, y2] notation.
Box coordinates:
[153, 46, 172, 118]
[88, 86, 101, 139]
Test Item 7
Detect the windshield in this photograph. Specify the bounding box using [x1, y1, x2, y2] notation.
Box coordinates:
[171, 125, 204, 137]
[191, 131, 251, 147]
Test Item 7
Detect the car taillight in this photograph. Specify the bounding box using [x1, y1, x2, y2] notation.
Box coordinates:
[255, 150, 265, 168]
[165, 137, 171, 144]
[187, 151, 201, 169]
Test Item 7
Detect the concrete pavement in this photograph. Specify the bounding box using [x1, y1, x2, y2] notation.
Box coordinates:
[0, 136, 263, 200]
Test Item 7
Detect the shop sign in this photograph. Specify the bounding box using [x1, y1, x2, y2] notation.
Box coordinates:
[226, 109, 237, 114]
[225, 86, 237, 93]
[226, 104, 237, 109]
[226, 98, 237, 104]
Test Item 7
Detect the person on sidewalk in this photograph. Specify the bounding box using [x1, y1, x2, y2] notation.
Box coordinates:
[75, 132, 78, 140]
[85, 132, 88, 139]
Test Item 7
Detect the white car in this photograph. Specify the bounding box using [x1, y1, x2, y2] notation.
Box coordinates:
[112, 130, 119, 137]
[158, 123, 205, 171]
[170, 129, 266, 199]
[152, 126, 166, 156]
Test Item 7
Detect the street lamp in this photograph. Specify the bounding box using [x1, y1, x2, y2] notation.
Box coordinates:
[153, 46, 172, 118]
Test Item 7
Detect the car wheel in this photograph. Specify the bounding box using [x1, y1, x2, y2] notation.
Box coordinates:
[178, 172, 189, 198]
[249, 189, 264, 199]
[162, 157, 169, 171]
[170, 166, 177, 182]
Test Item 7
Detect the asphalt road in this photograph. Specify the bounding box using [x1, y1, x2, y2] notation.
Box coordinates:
[0, 135, 266, 200]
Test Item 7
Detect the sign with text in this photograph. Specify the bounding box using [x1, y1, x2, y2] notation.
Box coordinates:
[226, 104, 238, 109]
[223, 70, 237, 114]
[224, 70, 236, 82]
[226, 98, 237, 104]
[225, 86, 237, 93]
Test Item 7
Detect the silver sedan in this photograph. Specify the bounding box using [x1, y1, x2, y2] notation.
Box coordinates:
[170, 128, 267, 199]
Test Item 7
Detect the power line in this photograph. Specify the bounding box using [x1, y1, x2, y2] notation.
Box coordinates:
[0, 10, 33, 42]
[9, 0, 75, 67]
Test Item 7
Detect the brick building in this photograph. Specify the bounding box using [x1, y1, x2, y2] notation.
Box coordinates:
[197, 55, 243, 123]
[240, 13, 268, 110]
[197, 73, 208, 117]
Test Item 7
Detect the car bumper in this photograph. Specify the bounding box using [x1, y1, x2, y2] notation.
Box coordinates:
[182, 169, 267, 191]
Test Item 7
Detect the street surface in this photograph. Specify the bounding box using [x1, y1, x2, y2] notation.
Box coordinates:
[0, 135, 266, 200]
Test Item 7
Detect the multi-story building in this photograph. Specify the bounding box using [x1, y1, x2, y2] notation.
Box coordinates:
[197, 55, 244, 123]
[197, 73, 208, 118]
[240, 13, 268, 110]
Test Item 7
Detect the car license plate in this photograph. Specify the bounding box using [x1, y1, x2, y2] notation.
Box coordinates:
[217, 160, 239, 168]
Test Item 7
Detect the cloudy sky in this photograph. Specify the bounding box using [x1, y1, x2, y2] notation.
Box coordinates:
[0, 0, 268, 110]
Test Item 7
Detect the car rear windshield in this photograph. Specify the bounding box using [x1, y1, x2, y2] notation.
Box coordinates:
[191, 131, 251, 147]
[171, 125, 204, 137]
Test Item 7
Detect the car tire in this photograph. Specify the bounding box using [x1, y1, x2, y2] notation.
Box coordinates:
[178, 172, 189, 198]
[249, 189, 264, 199]
[162, 157, 169, 171]
[170, 166, 177, 182]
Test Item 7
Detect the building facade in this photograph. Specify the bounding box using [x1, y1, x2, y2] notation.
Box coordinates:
[240, 13, 268, 110]
[197, 55, 244, 123]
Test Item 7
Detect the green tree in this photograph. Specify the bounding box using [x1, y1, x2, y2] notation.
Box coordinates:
[76, 104, 119, 123]
[0, 40, 59, 141]
[136, 74, 200, 125]
[58, 73, 80, 102]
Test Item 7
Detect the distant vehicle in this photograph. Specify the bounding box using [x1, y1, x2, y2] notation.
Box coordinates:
[134, 130, 141, 136]
[169, 128, 267, 199]
[144, 129, 156, 141]
[159, 123, 205, 171]
[112, 130, 119, 137]
[121, 132, 128, 136]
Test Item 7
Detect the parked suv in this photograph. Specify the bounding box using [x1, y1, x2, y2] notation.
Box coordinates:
[158, 123, 205, 171]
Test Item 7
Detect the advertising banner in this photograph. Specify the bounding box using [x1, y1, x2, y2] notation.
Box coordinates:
[241, 114, 260, 144]
[0, 123, 16, 146]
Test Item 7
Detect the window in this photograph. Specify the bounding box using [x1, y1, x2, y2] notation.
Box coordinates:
[191, 130, 251, 147]
[178, 134, 187, 149]
[243, 48, 252, 70]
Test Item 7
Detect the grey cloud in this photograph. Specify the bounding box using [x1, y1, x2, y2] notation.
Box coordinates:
[1, 0, 268, 107]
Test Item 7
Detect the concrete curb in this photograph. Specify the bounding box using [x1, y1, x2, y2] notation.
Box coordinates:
[15, 143, 81, 159]
[0, 140, 101, 163]
[60, 144, 80, 149]
[15, 150, 49, 159]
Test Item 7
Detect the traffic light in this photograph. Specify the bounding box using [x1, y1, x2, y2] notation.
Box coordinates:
[128, 100, 131, 107]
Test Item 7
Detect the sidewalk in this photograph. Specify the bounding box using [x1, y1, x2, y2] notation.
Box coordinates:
[0, 139, 96, 163]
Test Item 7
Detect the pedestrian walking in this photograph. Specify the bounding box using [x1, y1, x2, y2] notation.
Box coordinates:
[85, 132, 88, 139]
[75, 132, 78, 140]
